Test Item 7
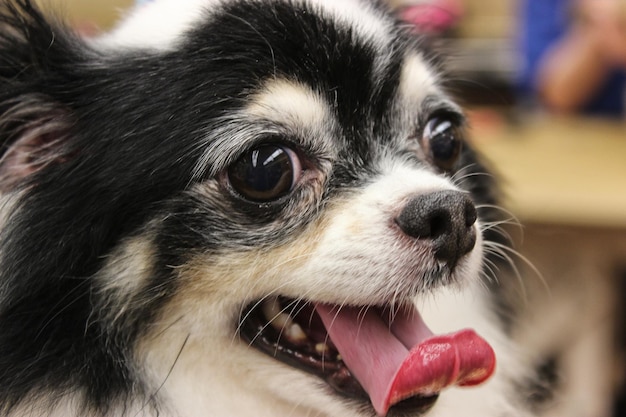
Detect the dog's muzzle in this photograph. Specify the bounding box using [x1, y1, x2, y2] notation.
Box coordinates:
[238, 189, 494, 416]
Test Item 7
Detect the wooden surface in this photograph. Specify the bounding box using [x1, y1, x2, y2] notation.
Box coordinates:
[472, 116, 626, 228]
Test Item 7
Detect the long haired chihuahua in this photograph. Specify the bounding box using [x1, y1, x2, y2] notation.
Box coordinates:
[0, 0, 547, 416]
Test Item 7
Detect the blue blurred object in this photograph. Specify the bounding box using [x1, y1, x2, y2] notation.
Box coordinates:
[517, 0, 626, 117]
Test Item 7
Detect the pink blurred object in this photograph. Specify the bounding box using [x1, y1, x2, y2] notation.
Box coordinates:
[399, 0, 464, 34]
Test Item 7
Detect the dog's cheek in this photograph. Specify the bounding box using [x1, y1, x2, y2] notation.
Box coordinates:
[171, 222, 329, 303]
[94, 237, 157, 325]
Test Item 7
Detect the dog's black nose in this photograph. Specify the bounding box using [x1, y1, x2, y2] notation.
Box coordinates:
[396, 190, 477, 267]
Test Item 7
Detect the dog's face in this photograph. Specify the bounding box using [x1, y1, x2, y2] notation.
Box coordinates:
[0, 1, 509, 416]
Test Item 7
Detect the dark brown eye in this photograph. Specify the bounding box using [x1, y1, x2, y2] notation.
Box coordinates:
[227, 144, 301, 202]
[422, 116, 463, 171]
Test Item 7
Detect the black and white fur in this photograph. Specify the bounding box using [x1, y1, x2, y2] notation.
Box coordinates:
[0, 0, 543, 416]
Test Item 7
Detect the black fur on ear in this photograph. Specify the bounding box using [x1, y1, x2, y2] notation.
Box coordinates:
[0, 0, 78, 191]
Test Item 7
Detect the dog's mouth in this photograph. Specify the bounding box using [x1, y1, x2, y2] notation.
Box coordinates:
[239, 297, 496, 416]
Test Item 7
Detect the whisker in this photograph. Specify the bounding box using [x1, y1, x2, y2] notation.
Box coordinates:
[481, 255, 501, 284]
[487, 241, 548, 294]
[480, 221, 516, 245]
[272, 298, 304, 356]
[135, 334, 189, 417]
[483, 242, 526, 299]
[322, 296, 352, 370]
[232, 244, 322, 345]
[475, 204, 523, 228]
[233, 279, 298, 344]
[356, 305, 372, 339]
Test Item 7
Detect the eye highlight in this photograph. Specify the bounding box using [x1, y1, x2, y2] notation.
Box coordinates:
[227, 143, 302, 202]
[422, 116, 463, 171]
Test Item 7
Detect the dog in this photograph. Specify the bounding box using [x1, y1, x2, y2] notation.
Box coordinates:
[0, 0, 551, 416]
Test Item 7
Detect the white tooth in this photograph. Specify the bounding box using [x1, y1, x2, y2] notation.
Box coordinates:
[262, 298, 282, 320]
[315, 343, 330, 355]
[336, 354, 342, 361]
[272, 312, 293, 330]
[285, 323, 308, 344]
[262, 299, 293, 330]
[261, 299, 308, 343]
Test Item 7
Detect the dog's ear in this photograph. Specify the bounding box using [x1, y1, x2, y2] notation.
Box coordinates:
[0, 0, 76, 191]
[0, 99, 72, 191]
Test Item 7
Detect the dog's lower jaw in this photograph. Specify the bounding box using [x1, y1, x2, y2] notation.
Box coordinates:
[125, 282, 529, 417]
[135, 325, 372, 417]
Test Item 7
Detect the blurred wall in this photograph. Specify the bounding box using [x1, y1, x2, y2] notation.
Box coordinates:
[457, 0, 518, 39]
[40, 0, 519, 35]
[36, 0, 133, 30]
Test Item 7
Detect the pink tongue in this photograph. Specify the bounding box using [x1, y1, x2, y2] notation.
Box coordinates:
[315, 304, 495, 416]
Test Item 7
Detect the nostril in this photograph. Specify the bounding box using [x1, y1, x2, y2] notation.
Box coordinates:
[428, 211, 451, 240]
[464, 200, 477, 227]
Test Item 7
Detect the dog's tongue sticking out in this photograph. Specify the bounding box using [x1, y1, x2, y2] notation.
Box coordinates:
[314, 304, 496, 416]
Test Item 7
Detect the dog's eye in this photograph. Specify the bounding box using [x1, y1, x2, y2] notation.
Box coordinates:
[227, 144, 301, 202]
[422, 116, 463, 171]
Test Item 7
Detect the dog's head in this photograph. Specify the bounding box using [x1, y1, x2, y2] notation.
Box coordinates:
[0, 0, 506, 416]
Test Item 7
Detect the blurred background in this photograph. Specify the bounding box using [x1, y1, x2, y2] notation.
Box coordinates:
[38, 0, 626, 415]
